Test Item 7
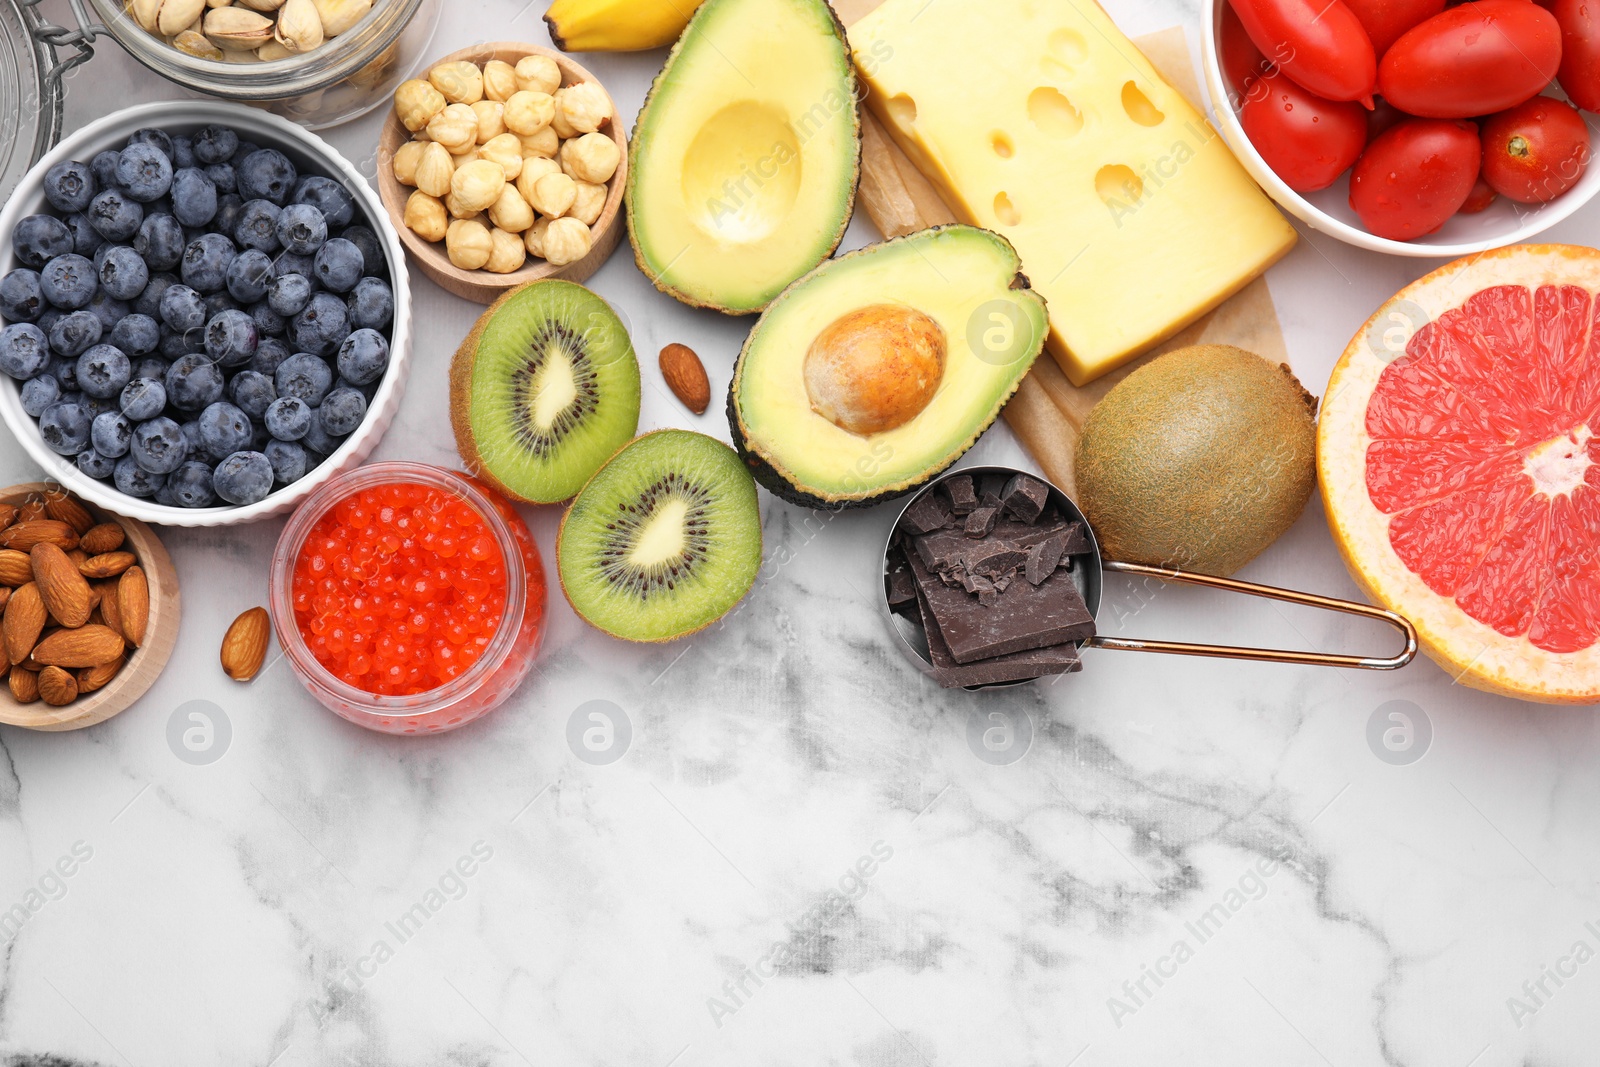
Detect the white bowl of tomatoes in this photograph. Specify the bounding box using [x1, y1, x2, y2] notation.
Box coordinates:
[1201, 0, 1600, 257]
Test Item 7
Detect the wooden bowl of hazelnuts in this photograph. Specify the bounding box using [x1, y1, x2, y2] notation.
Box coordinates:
[376, 42, 628, 304]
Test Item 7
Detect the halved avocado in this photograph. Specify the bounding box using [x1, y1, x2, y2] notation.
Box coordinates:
[729, 226, 1048, 509]
[626, 0, 861, 315]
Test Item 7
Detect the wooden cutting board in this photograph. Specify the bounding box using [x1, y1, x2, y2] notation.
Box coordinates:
[831, 1, 1290, 497]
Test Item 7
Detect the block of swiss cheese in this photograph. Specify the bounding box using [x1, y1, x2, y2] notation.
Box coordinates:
[846, 0, 1298, 386]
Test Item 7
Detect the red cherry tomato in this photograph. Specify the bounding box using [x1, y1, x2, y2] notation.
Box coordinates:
[1230, 0, 1378, 105]
[1460, 176, 1499, 213]
[1349, 118, 1482, 239]
[1552, 0, 1600, 112]
[1378, 1, 1562, 118]
[1221, 1, 1275, 102]
[1240, 71, 1370, 191]
[1343, 0, 1446, 57]
[1481, 96, 1592, 202]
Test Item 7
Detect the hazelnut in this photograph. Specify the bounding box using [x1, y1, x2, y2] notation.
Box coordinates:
[429, 60, 484, 105]
[485, 227, 528, 274]
[504, 90, 556, 136]
[519, 127, 560, 159]
[560, 132, 620, 185]
[514, 54, 561, 95]
[483, 59, 518, 102]
[569, 180, 607, 226]
[451, 147, 481, 166]
[403, 191, 448, 242]
[543, 217, 592, 267]
[451, 159, 508, 214]
[426, 102, 478, 152]
[549, 106, 578, 140]
[391, 140, 425, 186]
[446, 218, 494, 270]
[414, 141, 455, 199]
[527, 171, 577, 218]
[556, 82, 611, 135]
[524, 217, 551, 259]
[394, 78, 446, 132]
[471, 99, 506, 143]
[487, 185, 535, 232]
[445, 195, 479, 221]
[515, 156, 561, 203]
[479, 133, 524, 181]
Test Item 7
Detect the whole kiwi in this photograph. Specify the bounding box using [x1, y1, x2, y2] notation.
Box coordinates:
[1074, 344, 1318, 577]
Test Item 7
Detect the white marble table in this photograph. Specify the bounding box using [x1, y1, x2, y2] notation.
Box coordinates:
[2, 2, 1598, 1065]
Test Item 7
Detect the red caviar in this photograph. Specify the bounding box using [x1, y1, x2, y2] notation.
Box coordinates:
[291, 482, 507, 695]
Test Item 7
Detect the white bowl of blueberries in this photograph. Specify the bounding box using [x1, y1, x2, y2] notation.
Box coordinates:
[0, 100, 412, 526]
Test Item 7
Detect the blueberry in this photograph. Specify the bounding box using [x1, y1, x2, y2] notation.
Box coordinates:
[264, 439, 308, 484]
[213, 194, 245, 239]
[291, 292, 349, 356]
[236, 149, 296, 205]
[170, 168, 218, 228]
[87, 189, 144, 242]
[181, 233, 235, 293]
[292, 176, 356, 229]
[120, 376, 166, 420]
[76, 344, 131, 398]
[211, 450, 273, 504]
[134, 272, 178, 319]
[345, 277, 393, 332]
[114, 455, 165, 497]
[312, 238, 362, 294]
[115, 142, 174, 203]
[37, 254, 95, 310]
[159, 324, 197, 360]
[272, 251, 316, 279]
[36, 307, 64, 338]
[38, 400, 92, 455]
[335, 328, 389, 386]
[159, 283, 207, 333]
[43, 160, 97, 214]
[179, 418, 202, 454]
[92, 240, 114, 277]
[203, 291, 241, 321]
[83, 394, 120, 419]
[85, 290, 129, 334]
[0, 323, 49, 378]
[162, 460, 213, 507]
[47, 310, 102, 358]
[193, 125, 239, 166]
[205, 308, 257, 367]
[133, 356, 168, 381]
[229, 369, 276, 418]
[20, 374, 60, 416]
[50, 357, 77, 390]
[134, 213, 185, 273]
[300, 407, 345, 456]
[196, 400, 254, 460]
[264, 395, 311, 440]
[275, 351, 334, 405]
[89, 150, 120, 190]
[275, 203, 327, 257]
[90, 410, 133, 457]
[0, 269, 43, 322]
[317, 385, 367, 436]
[62, 213, 104, 257]
[77, 449, 117, 480]
[232, 140, 260, 163]
[251, 336, 291, 376]
[13, 215, 74, 269]
[226, 248, 274, 304]
[250, 301, 286, 339]
[165, 352, 225, 412]
[338, 225, 384, 278]
[96, 245, 149, 302]
[109, 313, 160, 357]
[203, 163, 236, 196]
[126, 127, 174, 159]
[267, 272, 313, 317]
[233, 199, 281, 253]
[170, 136, 196, 170]
[130, 415, 189, 473]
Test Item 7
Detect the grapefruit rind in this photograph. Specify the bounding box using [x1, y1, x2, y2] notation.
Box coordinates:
[1319, 244, 1600, 705]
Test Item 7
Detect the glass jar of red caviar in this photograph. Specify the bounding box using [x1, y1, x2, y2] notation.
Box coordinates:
[270, 462, 545, 735]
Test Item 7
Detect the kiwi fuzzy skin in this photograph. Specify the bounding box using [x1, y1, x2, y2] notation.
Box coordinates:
[1073, 345, 1318, 578]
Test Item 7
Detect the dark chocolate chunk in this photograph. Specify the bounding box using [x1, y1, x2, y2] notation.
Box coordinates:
[966, 540, 1027, 576]
[979, 473, 1008, 501]
[906, 548, 1096, 663]
[1002, 473, 1050, 522]
[886, 552, 918, 612]
[941, 474, 978, 515]
[963, 573, 995, 597]
[914, 528, 970, 571]
[1025, 529, 1072, 585]
[915, 587, 1083, 687]
[965, 506, 998, 538]
[899, 490, 952, 536]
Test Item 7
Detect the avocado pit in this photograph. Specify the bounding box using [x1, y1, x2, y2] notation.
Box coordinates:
[803, 303, 947, 436]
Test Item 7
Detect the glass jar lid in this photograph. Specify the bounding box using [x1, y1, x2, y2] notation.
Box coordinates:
[0, 0, 68, 202]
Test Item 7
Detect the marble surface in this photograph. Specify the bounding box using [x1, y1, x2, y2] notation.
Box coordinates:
[2, 1, 1599, 1065]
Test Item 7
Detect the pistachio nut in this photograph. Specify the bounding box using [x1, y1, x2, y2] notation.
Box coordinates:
[203, 6, 274, 48]
[173, 28, 225, 58]
[273, 0, 324, 52]
[312, 0, 372, 36]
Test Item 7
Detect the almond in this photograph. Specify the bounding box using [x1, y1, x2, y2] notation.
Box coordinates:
[0, 588, 9, 615]
[0, 520, 78, 552]
[32, 544, 92, 628]
[79, 523, 126, 555]
[118, 566, 149, 648]
[0, 550, 33, 586]
[221, 606, 271, 681]
[0, 629, 8, 675]
[0, 504, 17, 532]
[37, 665, 77, 706]
[77, 655, 125, 695]
[43, 491, 94, 535]
[96, 580, 122, 634]
[660, 342, 711, 416]
[3, 582, 46, 666]
[16, 497, 45, 523]
[79, 551, 137, 579]
[9, 667, 39, 703]
[31, 625, 125, 668]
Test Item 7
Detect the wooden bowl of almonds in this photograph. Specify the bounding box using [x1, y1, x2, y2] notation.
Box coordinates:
[376, 42, 627, 304]
[0, 485, 181, 732]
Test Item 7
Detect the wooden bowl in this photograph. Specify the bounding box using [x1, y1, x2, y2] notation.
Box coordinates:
[376, 42, 629, 304]
[0, 484, 181, 732]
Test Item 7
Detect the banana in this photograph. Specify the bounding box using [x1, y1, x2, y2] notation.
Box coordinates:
[544, 0, 706, 52]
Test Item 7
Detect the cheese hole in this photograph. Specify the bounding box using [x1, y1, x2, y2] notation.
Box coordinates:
[1121, 82, 1165, 126]
[1027, 87, 1083, 138]
[1095, 164, 1143, 207]
[990, 132, 1014, 158]
[1049, 28, 1088, 63]
[994, 192, 1021, 226]
[886, 93, 917, 127]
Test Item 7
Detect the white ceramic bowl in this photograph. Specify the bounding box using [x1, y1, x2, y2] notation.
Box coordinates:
[0, 99, 413, 527]
[1199, 0, 1600, 257]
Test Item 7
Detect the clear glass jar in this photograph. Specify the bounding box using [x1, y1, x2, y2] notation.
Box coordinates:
[75, 0, 442, 129]
[270, 463, 547, 735]
[0, 0, 68, 199]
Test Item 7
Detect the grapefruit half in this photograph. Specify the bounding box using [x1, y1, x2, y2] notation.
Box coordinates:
[1321, 244, 1600, 704]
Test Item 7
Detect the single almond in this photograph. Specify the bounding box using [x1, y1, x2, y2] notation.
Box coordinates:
[79, 523, 126, 555]
[0, 504, 17, 532]
[0, 587, 9, 615]
[0, 549, 33, 586]
[221, 606, 271, 681]
[77, 655, 125, 695]
[37, 665, 77, 707]
[9, 667, 39, 703]
[3, 582, 46, 666]
[32, 544, 92, 628]
[660, 343, 711, 416]
[43, 491, 94, 536]
[96, 580, 122, 634]
[118, 566, 149, 648]
[31, 625, 126, 668]
[16, 497, 45, 523]
[0, 520, 79, 552]
[79, 551, 137, 579]
[0, 628, 8, 674]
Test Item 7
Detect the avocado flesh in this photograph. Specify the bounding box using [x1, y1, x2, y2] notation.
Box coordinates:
[731, 226, 1048, 508]
[626, 0, 860, 314]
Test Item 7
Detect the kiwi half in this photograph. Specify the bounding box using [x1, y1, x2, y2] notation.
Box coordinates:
[451, 280, 641, 504]
[558, 430, 763, 642]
